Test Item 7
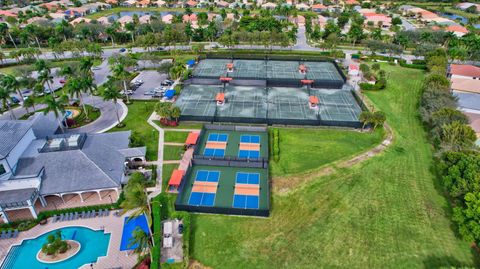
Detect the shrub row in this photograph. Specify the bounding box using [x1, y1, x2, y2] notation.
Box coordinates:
[272, 129, 280, 162]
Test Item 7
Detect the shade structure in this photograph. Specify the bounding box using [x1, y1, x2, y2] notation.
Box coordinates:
[226, 63, 234, 69]
[169, 169, 185, 186]
[185, 132, 199, 145]
[219, 77, 233, 82]
[299, 64, 307, 71]
[309, 95, 319, 104]
[301, 79, 314, 84]
[164, 89, 175, 99]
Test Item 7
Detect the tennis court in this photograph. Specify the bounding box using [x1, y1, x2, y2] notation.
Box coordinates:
[267, 61, 304, 80]
[192, 59, 230, 78]
[313, 89, 363, 122]
[305, 61, 344, 81]
[267, 87, 317, 120]
[216, 85, 268, 120]
[196, 128, 268, 159]
[177, 165, 268, 210]
[175, 84, 220, 119]
[230, 60, 266, 79]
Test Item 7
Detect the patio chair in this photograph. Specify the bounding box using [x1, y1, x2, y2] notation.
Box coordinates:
[81, 211, 85, 218]
[5, 230, 12, 239]
[12, 230, 18, 238]
[74, 212, 79, 220]
[91, 210, 97, 218]
[68, 213, 74, 221]
[98, 209, 103, 217]
[104, 210, 110, 216]
[85, 211, 91, 218]
[59, 214, 65, 222]
[52, 214, 58, 223]
[0, 231, 6, 239]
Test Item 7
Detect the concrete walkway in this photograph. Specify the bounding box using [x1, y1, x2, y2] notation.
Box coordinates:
[164, 142, 184, 146]
[146, 111, 164, 199]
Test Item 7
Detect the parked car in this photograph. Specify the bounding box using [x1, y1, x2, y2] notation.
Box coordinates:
[163, 79, 174, 85]
[156, 47, 164, 51]
[21, 89, 31, 95]
[120, 90, 133, 95]
[59, 79, 66, 84]
[119, 48, 126, 52]
[144, 90, 156, 96]
[154, 87, 166, 93]
[91, 66, 101, 71]
[178, 224, 184, 234]
[10, 96, 20, 104]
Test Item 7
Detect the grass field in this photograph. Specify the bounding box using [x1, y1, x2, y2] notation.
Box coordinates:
[164, 131, 189, 143]
[188, 64, 477, 268]
[163, 145, 184, 160]
[270, 128, 384, 177]
[110, 100, 158, 161]
[0, 59, 102, 76]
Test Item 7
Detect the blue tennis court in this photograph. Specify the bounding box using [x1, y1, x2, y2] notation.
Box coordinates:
[195, 170, 220, 182]
[240, 135, 260, 143]
[204, 148, 225, 157]
[208, 133, 229, 142]
[188, 192, 216, 206]
[238, 150, 260, 158]
[233, 195, 259, 209]
[235, 172, 260, 184]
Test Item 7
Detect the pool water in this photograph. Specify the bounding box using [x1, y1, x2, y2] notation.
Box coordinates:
[1, 227, 110, 269]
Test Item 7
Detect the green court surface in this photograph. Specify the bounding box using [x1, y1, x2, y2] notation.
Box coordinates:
[266, 60, 304, 80]
[305, 61, 344, 81]
[192, 59, 229, 78]
[313, 88, 362, 122]
[196, 129, 268, 158]
[230, 60, 266, 79]
[267, 87, 317, 120]
[216, 86, 268, 119]
[175, 84, 220, 118]
[177, 165, 269, 210]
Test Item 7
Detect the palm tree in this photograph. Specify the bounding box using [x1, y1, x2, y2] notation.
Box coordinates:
[23, 96, 36, 114]
[35, 60, 55, 97]
[79, 57, 94, 77]
[0, 86, 15, 119]
[0, 22, 17, 49]
[43, 94, 67, 132]
[101, 81, 123, 126]
[120, 179, 151, 224]
[82, 77, 98, 111]
[66, 77, 89, 120]
[111, 63, 131, 103]
[127, 227, 151, 257]
[1, 74, 24, 102]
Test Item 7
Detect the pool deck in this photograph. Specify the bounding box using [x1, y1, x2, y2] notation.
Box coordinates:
[0, 211, 138, 269]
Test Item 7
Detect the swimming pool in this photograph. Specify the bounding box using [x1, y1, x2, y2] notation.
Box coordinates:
[0, 226, 110, 269]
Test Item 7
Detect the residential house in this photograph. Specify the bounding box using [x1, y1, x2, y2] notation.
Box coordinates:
[0, 10, 18, 19]
[313, 15, 328, 28]
[456, 2, 480, 13]
[344, 0, 359, 6]
[448, 64, 480, 94]
[70, 17, 92, 25]
[121, 0, 137, 6]
[0, 113, 146, 223]
[154, 0, 167, 7]
[139, 14, 152, 24]
[96, 16, 111, 24]
[289, 15, 305, 25]
[184, 0, 198, 7]
[48, 12, 68, 21]
[311, 4, 327, 12]
[136, 0, 151, 7]
[105, 0, 119, 5]
[432, 24, 469, 37]
[296, 3, 310, 10]
[363, 13, 391, 28]
[162, 13, 173, 24]
[216, 0, 229, 8]
[261, 2, 277, 9]
[118, 15, 134, 26]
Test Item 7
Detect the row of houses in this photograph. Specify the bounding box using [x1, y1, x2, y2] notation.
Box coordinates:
[399, 5, 469, 37]
[456, 2, 480, 13]
[356, 8, 391, 29]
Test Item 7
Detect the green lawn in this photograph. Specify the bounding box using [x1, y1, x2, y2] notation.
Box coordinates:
[163, 145, 184, 161]
[164, 131, 189, 143]
[270, 127, 384, 177]
[188, 64, 477, 268]
[110, 100, 158, 161]
[0, 59, 101, 76]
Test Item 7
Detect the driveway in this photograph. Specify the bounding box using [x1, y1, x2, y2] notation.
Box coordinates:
[292, 25, 317, 51]
[454, 91, 480, 111]
[93, 59, 111, 86]
[131, 71, 168, 100]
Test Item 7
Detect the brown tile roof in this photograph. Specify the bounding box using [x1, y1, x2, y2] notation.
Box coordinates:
[450, 64, 480, 78]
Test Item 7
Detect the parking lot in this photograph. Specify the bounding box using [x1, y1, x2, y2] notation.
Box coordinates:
[130, 71, 169, 100]
[160, 219, 184, 263]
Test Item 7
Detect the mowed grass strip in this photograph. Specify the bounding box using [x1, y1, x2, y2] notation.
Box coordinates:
[110, 100, 158, 161]
[163, 145, 184, 160]
[164, 131, 190, 143]
[269, 127, 384, 177]
[189, 64, 476, 268]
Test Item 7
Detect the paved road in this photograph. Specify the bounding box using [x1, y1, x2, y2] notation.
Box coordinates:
[400, 18, 417, 31]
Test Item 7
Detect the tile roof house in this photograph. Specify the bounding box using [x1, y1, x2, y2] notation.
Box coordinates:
[295, 3, 310, 10]
[154, 0, 167, 6]
[0, 10, 18, 18]
[449, 64, 480, 79]
[216, 0, 230, 8]
[162, 13, 173, 24]
[183, 13, 198, 23]
[139, 14, 152, 24]
[118, 15, 134, 26]
[0, 113, 145, 223]
[363, 13, 391, 28]
[185, 0, 198, 7]
[311, 4, 327, 12]
[136, 0, 151, 7]
[96, 16, 111, 24]
[70, 17, 92, 25]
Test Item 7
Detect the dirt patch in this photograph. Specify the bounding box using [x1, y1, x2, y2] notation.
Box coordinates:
[272, 123, 394, 194]
[189, 260, 213, 269]
[37, 240, 80, 263]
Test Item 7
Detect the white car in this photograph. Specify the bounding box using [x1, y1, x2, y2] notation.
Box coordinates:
[120, 90, 133, 95]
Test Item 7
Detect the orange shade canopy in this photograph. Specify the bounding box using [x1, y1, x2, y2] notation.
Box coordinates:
[309, 95, 319, 104]
[168, 169, 185, 186]
[185, 132, 199, 145]
[215, 92, 225, 102]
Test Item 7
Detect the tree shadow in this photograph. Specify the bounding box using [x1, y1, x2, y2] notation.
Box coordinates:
[423, 252, 480, 269]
